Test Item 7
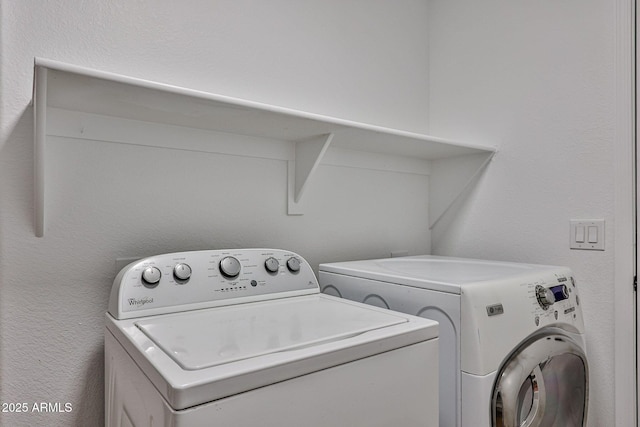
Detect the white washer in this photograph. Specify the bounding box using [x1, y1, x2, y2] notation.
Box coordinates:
[105, 249, 439, 427]
[319, 255, 588, 427]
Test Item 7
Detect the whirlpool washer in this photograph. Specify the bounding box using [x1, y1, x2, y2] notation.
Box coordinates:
[105, 249, 439, 427]
[319, 255, 588, 427]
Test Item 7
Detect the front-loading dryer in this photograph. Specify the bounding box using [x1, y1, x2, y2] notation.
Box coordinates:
[105, 249, 440, 427]
[319, 255, 587, 427]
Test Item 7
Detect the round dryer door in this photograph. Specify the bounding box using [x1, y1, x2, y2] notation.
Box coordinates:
[491, 330, 588, 427]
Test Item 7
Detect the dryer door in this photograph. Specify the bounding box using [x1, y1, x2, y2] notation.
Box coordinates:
[491, 331, 588, 427]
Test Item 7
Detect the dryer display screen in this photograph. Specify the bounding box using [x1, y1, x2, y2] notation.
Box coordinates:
[550, 285, 569, 302]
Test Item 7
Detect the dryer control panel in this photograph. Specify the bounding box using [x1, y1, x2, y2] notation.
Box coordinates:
[108, 249, 319, 319]
[529, 274, 581, 328]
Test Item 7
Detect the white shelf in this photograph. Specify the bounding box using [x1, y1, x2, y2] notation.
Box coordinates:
[33, 58, 496, 236]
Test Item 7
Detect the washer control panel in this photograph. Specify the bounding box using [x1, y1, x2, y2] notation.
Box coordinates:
[108, 249, 318, 319]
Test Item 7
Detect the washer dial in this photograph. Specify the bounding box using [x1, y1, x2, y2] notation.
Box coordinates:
[286, 257, 301, 273]
[219, 256, 241, 278]
[264, 257, 279, 274]
[173, 263, 192, 281]
[141, 266, 162, 287]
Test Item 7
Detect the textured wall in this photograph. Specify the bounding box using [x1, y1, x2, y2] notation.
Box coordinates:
[427, 1, 617, 426]
[0, 1, 430, 426]
[0, 1, 622, 426]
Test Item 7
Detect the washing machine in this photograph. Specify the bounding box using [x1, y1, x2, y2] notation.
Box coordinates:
[319, 255, 588, 427]
[105, 248, 440, 427]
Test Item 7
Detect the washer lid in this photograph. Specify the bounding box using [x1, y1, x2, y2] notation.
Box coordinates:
[136, 295, 407, 371]
[110, 294, 437, 409]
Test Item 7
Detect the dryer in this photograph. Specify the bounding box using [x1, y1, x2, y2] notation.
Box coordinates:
[319, 255, 588, 427]
[105, 249, 440, 427]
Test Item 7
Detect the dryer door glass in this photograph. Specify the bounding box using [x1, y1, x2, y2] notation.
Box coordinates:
[492, 332, 588, 427]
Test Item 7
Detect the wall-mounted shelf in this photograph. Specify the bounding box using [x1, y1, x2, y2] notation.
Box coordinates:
[33, 58, 496, 237]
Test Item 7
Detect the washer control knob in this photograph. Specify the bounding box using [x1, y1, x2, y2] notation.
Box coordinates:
[141, 266, 162, 287]
[536, 285, 556, 310]
[264, 257, 279, 274]
[173, 263, 192, 281]
[219, 256, 241, 278]
[286, 257, 301, 273]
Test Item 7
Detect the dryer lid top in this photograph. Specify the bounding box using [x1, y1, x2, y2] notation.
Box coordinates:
[320, 255, 563, 293]
[375, 258, 536, 283]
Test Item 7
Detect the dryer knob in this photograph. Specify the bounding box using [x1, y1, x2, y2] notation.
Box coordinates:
[536, 285, 556, 310]
[219, 256, 241, 278]
[141, 266, 162, 287]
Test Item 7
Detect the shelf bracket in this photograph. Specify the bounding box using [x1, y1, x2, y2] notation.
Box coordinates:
[34, 64, 47, 237]
[428, 151, 496, 230]
[287, 133, 334, 215]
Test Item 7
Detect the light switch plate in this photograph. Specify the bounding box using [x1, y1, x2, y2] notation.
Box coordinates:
[570, 219, 605, 250]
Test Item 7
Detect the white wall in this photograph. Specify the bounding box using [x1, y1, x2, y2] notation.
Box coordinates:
[0, 1, 623, 426]
[427, 0, 617, 426]
[0, 1, 431, 426]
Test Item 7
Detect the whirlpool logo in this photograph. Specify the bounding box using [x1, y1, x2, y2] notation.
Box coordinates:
[128, 297, 154, 307]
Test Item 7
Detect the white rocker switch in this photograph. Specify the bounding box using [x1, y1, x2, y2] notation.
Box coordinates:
[570, 219, 604, 251]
